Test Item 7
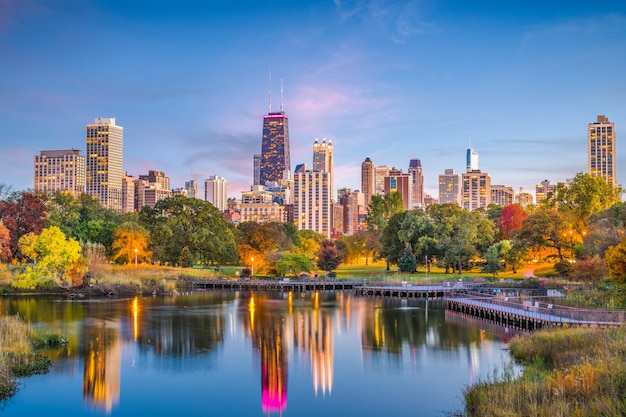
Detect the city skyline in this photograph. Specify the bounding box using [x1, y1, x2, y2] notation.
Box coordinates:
[2, 1, 626, 199]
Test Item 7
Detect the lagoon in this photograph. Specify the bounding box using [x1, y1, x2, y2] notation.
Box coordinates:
[1, 291, 514, 416]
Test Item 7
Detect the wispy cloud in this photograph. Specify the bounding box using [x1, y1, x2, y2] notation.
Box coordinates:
[334, 0, 431, 43]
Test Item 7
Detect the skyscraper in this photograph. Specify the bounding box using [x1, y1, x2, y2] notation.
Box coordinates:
[361, 157, 375, 209]
[253, 154, 261, 186]
[374, 165, 390, 196]
[205, 176, 228, 212]
[408, 158, 424, 208]
[588, 115, 616, 186]
[260, 79, 290, 185]
[312, 138, 333, 197]
[86, 118, 123, 212]
[293, 164, 331, 238]
[462, 170, 491, 211]
[466, 147, 479, 172]
[384, 169, 412, 211]
[34, 149, 85, 197]
[438, 168, 461, 205]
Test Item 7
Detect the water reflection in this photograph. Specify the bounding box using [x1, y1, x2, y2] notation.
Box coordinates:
[82, 319, 121, 413]
[0, 291, 515, 417]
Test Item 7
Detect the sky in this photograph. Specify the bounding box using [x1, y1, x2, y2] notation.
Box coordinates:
[2, 0, 626, 200]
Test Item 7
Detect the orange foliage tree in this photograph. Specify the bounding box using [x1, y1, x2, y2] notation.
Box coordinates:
[112, 222, 151, 265]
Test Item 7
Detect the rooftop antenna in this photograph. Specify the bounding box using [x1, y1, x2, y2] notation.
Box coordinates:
[280, 78, 284, 112]
[268, 67, 272, 113]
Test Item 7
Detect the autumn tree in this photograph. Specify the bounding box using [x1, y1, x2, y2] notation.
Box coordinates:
[0, 191, 47, 259]
[605, 238, 626, 285]
[498, 204, 526, 240]
[112, 222, 151, 265]
[15, 226, 87, 289]
[316, 239, 343, 274]
[236, 222, 295, 274]
[514, 209, 571, 261]
[0, 221, 10, 262]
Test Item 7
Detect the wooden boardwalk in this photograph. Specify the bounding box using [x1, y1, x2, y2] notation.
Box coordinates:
[182, 279, 357, 292]
[446, 292, 625, 330]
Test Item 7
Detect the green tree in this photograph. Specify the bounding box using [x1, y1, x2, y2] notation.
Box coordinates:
[548, 172, 622, 233]
[275, 251, 315, 277]
[482, 241, 512, 276]
[398, 249, 417, 273]
[366, 191, 404, 231]
[379, 212, 409, 270]
[141, 196, 237, 266]
[15, 226, 86, 289]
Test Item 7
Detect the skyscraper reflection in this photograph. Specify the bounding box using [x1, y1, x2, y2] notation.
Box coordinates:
[82, 320, 121, 414]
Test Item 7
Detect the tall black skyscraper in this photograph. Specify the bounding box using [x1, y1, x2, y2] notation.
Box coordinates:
[259, 76, 290, 185]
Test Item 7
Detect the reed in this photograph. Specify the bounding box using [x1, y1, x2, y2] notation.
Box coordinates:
[463, 326, 626, 416]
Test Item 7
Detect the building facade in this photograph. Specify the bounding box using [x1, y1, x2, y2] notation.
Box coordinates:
[135, 170, 172, 210]
[384, 169, 412, 210]
[374, 165, 390, 196]
[535, 180, 557, 204]
[408, 158, 424, 208]
[293, 167, 331, 238]
[461, 170, 491, 211]
[86, 117, 123, 211]
[361, 157, 375, 210]
[205, 176, 228, 212]
[312, 138, 333, 198]
[260, 112, 290, 185]
[438, 168, 461, 205]
[490, 185, 515, 207]
[34, 149, 85, 197]
[588, 115, 616, 186]
[121, 172, 135, 213]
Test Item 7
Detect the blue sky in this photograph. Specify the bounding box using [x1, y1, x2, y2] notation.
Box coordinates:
[2, 0, 626, 199]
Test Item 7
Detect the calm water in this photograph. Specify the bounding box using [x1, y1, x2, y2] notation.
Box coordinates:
[0, 291, 515, 416]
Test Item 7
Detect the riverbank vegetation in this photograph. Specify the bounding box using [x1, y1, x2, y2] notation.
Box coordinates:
[0, 172, 625, 302]
[463, 326, 626, 417]
[0, 315, 61, 400]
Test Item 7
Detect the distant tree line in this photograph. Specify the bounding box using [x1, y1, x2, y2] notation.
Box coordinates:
[0, 172, 624, 288]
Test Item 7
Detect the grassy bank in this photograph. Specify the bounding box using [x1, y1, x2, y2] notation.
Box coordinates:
[0, 315, 61, 401]
[463, 326, 626, 417]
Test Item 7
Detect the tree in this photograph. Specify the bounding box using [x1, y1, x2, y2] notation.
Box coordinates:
[112, 222, 151, 265]
[365, 191, 404, 231]
[548, 172, 622, 233]
[398, 249, 416, 273]
[605, 238, 626, 284]
[15, 226, 86, 289]
[0, 221, 10, 262]
[236, 222, 295, 275]
[379, 212, 408, 270]
[482, 241, 512, 276]
[296, 229, 323, 256]
[0, 191, 47, 260]
[275, 252, 315, 277]
[515, 209, 571, 261]
[498, 204, 526, 240]
[140, 196, 237, 266]
[428, 204, 495, 274]
[316, 239, 342, 273]
[570, 257, 607, 285]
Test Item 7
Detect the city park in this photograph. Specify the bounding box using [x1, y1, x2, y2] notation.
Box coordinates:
[1, 172, 626, 415]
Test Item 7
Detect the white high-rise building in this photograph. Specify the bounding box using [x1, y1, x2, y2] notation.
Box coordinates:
[86, 118, 123, 212]
[293, 164, 331, 238]
[205, 176, 228, 212]
[313, 138, 334, 199]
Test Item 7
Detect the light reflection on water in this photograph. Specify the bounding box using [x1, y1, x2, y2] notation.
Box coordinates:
[1, 291, 516, 417]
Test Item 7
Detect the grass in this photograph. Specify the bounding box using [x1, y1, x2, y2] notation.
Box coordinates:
[0, 315, 61, 401]
[462, 326, 626, 417]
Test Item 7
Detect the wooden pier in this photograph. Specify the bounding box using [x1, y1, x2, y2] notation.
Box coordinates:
[446, 292, 625, 330]
[182, 279, 357, 292]
[355, 284, 456, 298]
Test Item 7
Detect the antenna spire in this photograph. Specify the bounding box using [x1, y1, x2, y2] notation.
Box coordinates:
[280, 78, 284, 112]
[268, 67, 272, 113]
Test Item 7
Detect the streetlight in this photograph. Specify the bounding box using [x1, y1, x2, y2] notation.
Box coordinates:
[251, 257, 254, 277]
[134, 248, 138, 266]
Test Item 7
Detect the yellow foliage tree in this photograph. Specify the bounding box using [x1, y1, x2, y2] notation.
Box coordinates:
[112, 222, 151, 265]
